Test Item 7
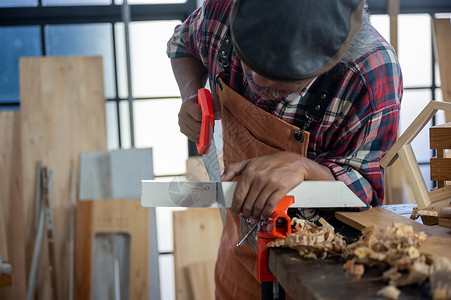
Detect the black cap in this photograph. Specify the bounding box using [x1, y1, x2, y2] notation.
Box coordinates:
[230, 0, 365, 82]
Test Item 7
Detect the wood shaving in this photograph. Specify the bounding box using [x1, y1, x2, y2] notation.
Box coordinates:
[342, 222, 427, 270]
[268, 219, 451, 299]
[344, 222, 451, 299]
[343, 259, 365, 281]
[268, 217, 347, 259]
[430, 257, 451, 300]
[377, 285, 401, 300]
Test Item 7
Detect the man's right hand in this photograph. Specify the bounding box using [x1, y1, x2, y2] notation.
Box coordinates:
[178, 91, 221, 142]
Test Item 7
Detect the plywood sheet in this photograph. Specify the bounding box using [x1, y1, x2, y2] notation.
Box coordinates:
[173, 208, 222, 300]
[0, 111, 26, 299]
[76, 199, 150, 300]
[20, 56, 107, 300]
[336, 207, 451, 260]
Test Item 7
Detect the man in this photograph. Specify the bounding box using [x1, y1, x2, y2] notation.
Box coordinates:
[167, 0, 402, 298]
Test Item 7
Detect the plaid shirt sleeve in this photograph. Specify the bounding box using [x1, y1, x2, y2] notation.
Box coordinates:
[166, 4, 204, 61]
[167, 0, 231, 74]
[313, 44, 402, 209]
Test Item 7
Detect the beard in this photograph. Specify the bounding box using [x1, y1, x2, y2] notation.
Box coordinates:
[243, 74, 288, 100]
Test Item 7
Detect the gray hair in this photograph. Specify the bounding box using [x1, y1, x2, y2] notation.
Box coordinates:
[340, 4, 377, 63]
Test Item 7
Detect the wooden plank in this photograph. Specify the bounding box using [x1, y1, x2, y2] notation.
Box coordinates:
[20, 57, 107, 300]
[173, 208, 222, 300]
[431, 158, 451, 181]
[76, 199, 150, 300]
[0, 185, 8, 263]
[430, 123, 451, 149]
[381, 101, 451, 168]
[335, 207, 451, 260]
[433, 18, 451, 123]
[186, 261, 216, 300]
[429, 184, 451, 203]
[398, 144, 431, 209]
[0, 111, 27, 299]
[93, 199, 150, 300]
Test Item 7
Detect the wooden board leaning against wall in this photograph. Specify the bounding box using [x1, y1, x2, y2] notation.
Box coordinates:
[20, 56, 107, 300]
[0, 111, 26, 299]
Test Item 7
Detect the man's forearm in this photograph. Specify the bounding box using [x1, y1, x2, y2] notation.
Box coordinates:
[305, 158, 336, 181]
[171, 57, 208, 101]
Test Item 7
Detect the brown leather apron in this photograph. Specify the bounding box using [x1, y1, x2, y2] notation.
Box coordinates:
[214, 78, 309, 299]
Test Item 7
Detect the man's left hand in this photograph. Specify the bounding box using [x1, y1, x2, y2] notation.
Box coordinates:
[221, 151, 311, 221]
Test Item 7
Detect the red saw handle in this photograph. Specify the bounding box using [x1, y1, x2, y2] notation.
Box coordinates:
[196, 88, 214, 155]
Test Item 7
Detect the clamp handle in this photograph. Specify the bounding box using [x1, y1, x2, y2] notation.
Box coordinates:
[257, 196, 294, 282]
[267, 196, 294, 238]
[196, 88, 214, 155]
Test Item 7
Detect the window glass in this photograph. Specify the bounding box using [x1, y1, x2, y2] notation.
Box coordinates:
[133, 98, 187, 176]
[398, 14, 432, 88]
[46, 23, 116, 99]
[370, 14, 390, 42]
[43, 0, 111, 5]
[106, 101, 120, 149]
[399, 89, 434, 163]
[419, 164, 433, 191]
[114, 23, 129, 99]
[129, 20, 181, 98]
[115, 0, 186, 4]
[119, 100, 132, 148]
[0, 26, 42, 103]
[0, 0, 37, 7]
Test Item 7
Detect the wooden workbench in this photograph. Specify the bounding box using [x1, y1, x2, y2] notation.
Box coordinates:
[268, 205, 451, 299]
[268, 248, 429, 300]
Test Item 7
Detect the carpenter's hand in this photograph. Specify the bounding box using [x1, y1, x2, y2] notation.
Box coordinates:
[221, 151, 311, 221]
[178, 92, 221, 142]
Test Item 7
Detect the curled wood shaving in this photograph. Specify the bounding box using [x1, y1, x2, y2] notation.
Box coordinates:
[343, 259, 365, 281]
[268, 218, 347, 259]
[344, 222, 451, 299]
[430, 257, 451, 300]
[342, 222, 427, 270]
[377, 285, 401, 300]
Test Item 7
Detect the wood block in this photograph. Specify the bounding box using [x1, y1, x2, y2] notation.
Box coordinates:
[20, 57, 107, 300]
[430, 123, 451, 150]
[335, 207, 451, 260]
[431, 158, 451, 181]
[438, 207, 451, 229]
[186, 261, 216, 300]
[75, 199, 150, 300]
[0, 111, 26, 300]
[439, 218, 451, 229]
[0, 275, 12, 287]
[173, 208, 222, 300]
[429, 184, 451, 203]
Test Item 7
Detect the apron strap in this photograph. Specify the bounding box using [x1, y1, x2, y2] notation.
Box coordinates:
[293, 64, 346, 143]
[216, 27, 233, 89]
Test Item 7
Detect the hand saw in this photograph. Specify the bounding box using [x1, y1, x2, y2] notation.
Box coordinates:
[195, 88, 227, 223]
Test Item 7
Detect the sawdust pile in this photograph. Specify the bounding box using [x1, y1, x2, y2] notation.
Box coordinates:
[268, 220, 451, 300]
[343, 223, 451, 300]
[267, 217, 347, 259]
